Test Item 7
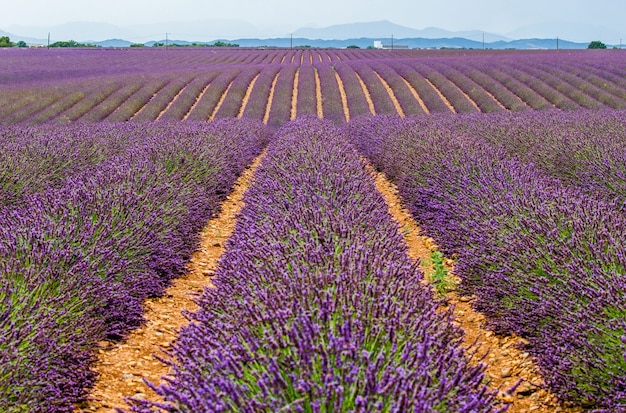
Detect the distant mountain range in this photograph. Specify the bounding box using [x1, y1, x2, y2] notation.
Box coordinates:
[293, 21, 510, 43]
[0, 20, 617, 50]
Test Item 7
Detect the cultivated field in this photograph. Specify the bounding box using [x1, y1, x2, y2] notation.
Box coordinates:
[2, 48, 626, 126]
[1, 48, 625, 412]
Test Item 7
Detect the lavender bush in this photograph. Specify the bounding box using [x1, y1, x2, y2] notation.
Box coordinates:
[241, 65, 282, 121]
[266, 65, 297, 128]
[295, 65, 318, 117]
[333, 63, 372, 118]
[128, 117, 503, 413]
[315, 64, 346, 124]
[350, 62, 397, 115]
[0, 119, 267, 412]
[347, 114, 626, 411]
[213, 68, 262, 120]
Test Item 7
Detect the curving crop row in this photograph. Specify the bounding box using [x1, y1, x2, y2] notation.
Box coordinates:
[213, 67, 262, 120]
[157, 72, 221, 121]
[347, 114, 626, 411]
[333, 62, 372, 118]
[266, 65, 297, 128]
[128, 117, 503, 413]
[425, 61, 505, 113]
[130, 72, 199, 122]
[367, 61, 427, 116]
[0, 119, 268, 413]
[4, 49, 626, 127]
[105, 74, 173, 122]
[184, 69, 241, 121]
[241, 65, 281, 120]
[453, 64, 529, 112]
[351, 61, 398, 115]
[295, 65, 318, 117]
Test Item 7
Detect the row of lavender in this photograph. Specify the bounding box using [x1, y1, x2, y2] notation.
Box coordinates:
[0, 120, 267, 412]
[2, 50, 626, 126]
[128, 117, 505, 412]
[0, 48, 419, 87]
[346, 111, 626, 411]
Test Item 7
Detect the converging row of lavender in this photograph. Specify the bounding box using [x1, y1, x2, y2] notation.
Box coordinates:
[1, 49, 626, 126]
[0, 119, 267, 412]
[346, 110, 626, 412]
[127, 117, 504, 412]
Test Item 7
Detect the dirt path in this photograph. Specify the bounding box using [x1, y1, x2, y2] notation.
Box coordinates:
[482, 87, 508, 111]
[354, 72, 376, 116]
[447, 77, 482, 112]
[290, 69, 299, 121]
[424, 77, 457, 113]
[314, 68, 323, 118]
[333, 70, 350, 122]
[208, 80, 234, 121]
[263, 71, 280, 124]
[182, 81, 212, 121]
[76, 154, 264, 413]
[155, 83, 189, 121]
[373, 71, 405, 117]
[400, 77, 430, 115]
[237, 73, 260, 118]
[368, 164, 582, 413]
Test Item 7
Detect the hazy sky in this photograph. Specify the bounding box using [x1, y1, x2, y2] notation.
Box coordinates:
[2, 0, 624, 42]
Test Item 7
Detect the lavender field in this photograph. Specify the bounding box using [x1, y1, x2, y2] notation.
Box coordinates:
[2, 48, 626, 125]
[1, 47, 626, 412]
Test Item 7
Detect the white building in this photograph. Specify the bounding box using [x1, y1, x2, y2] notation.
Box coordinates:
[373, 40, 409, 50]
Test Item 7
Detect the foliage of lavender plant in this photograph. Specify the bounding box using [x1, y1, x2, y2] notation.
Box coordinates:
[213, 68, 262, 120]
[367, 61, 428, 116]
[346, 114, 626, 411]
[241, 65, 282, 121]
[333, 63, 371, 117]
[0, 119, 267, 412]
[349, 62, 397, 115]
[127, 117, 503, 413]
[315, 64, 346, 124]
[295, 66, 318, 117]
[266, 65, 297, 128]
[3, 49, 626, 126]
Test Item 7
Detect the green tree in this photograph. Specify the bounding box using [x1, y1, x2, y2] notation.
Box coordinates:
[49, 40, 96, 48]
[16, 40, 27, 48]
[588, 40, 607, 49]
[346, 45, 360, 49]
[0, 36, 14, 47]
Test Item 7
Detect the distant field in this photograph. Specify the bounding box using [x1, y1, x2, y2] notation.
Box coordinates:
[1, 48, 625, 126]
